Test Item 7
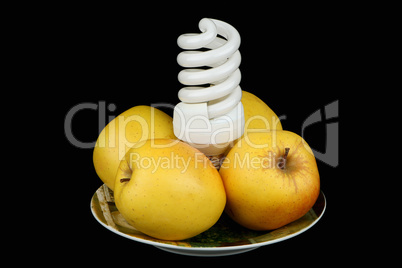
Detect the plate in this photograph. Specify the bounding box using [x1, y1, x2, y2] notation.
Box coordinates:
[90, 184, 326, 257]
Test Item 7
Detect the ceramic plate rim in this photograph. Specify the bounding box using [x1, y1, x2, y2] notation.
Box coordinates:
[90, 188, 326, 252]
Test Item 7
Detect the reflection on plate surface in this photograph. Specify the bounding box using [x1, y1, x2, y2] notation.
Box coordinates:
[91, 184, 326, 256]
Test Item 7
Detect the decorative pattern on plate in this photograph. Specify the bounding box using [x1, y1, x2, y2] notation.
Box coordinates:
[91, 184, 325, 248]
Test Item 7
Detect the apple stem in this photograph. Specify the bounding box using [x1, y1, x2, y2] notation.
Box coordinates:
[120, 178, 131, 183]
[279, 148, 290, 169]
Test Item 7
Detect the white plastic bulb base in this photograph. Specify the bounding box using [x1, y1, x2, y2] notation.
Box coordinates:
[173, 101, 244, 156]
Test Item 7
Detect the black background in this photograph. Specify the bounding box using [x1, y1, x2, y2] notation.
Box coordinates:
[59, 5, 347, 264]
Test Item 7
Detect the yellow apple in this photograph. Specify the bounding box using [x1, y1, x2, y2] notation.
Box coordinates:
[93, 105, 176, 191]
[219, 131, 320, 230]
[114, 139, 226, 240]
[241, 90, 283, 133]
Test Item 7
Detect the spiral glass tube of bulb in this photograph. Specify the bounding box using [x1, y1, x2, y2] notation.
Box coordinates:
[173, 18, 245, 169]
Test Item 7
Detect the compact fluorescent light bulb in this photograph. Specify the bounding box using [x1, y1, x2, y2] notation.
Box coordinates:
[173, 18, 245, 168]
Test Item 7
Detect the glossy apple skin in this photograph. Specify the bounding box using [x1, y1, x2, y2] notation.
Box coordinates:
[219, 131, 320, 231]
[241, 90, 283, 132]
[114, 139, 226, 240]
[93, 106, 176, 190]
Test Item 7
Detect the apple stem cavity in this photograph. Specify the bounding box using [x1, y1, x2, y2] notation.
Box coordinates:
[279, 148, 290, 170]
[120, 178, 131, 183]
